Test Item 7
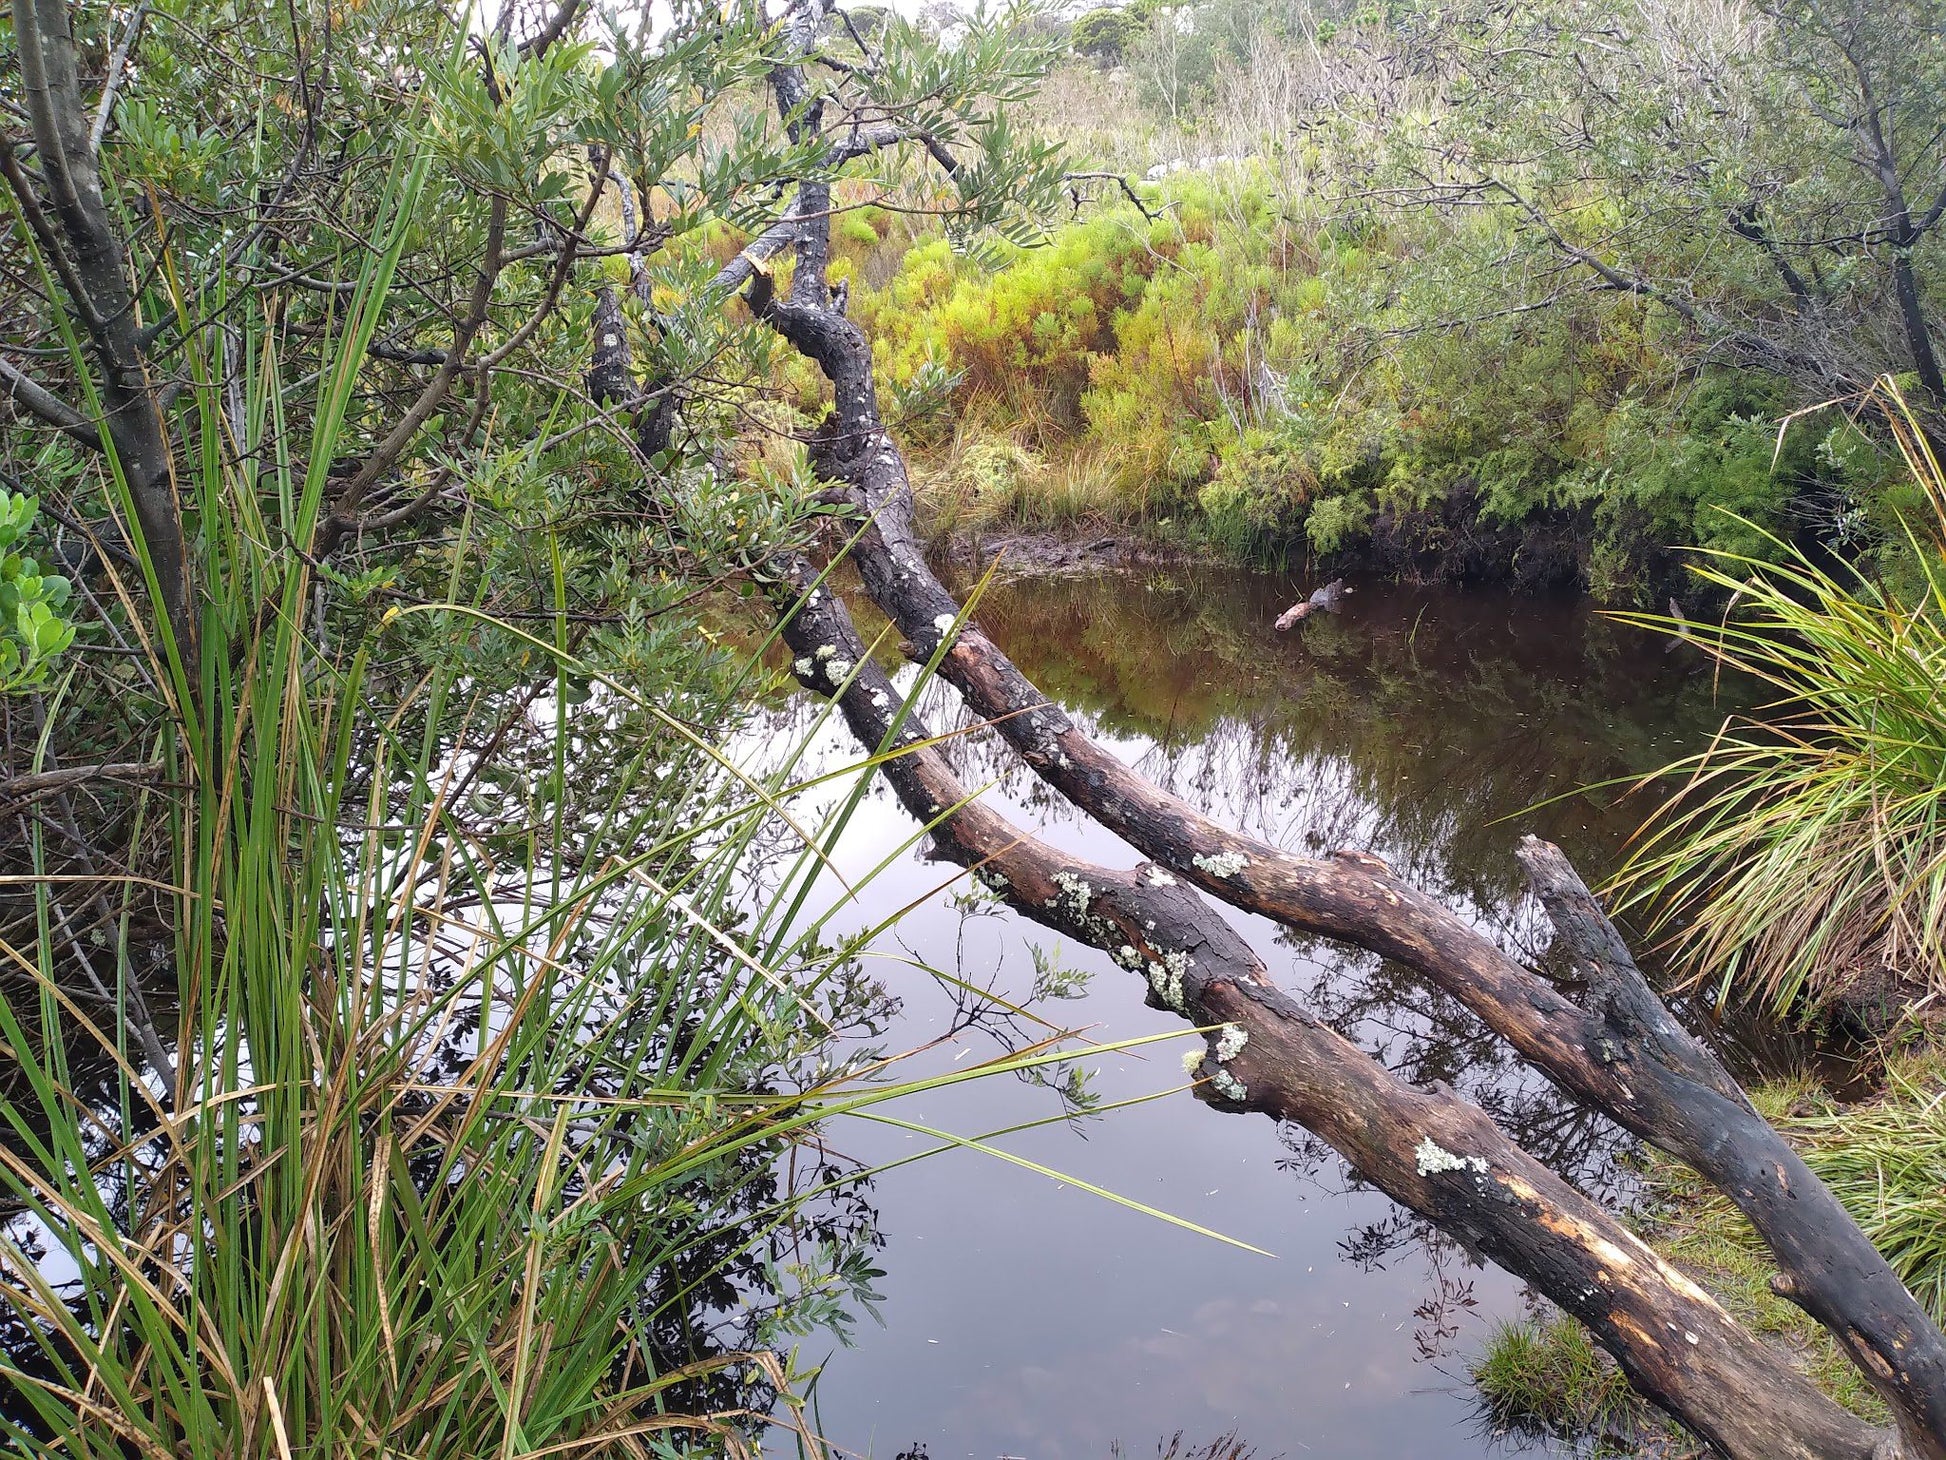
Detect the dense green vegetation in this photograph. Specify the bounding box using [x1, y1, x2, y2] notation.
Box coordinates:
[815, 0, 1946, 600]
[838, 173, 1862, 595]
[0, 1, 1074, 1453]
[10, 0, 1946, 1454]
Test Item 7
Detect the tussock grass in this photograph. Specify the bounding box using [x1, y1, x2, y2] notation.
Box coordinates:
[1615, 380, 1946, 1016]
[1471, 1314, 1649, 1451]
[906, 423, 1152, 540]
[1791, 1053, 1946, 1323]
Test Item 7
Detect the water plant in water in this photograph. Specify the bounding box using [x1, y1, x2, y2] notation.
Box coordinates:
[1616, 381, 1946, 1017]
[1470, 1314, 1643, 1450]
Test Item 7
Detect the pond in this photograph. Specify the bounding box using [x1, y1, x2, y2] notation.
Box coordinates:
[739, 561, 1791, 1460]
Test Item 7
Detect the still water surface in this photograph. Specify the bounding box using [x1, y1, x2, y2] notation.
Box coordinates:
[741, 563, 1769, 1460]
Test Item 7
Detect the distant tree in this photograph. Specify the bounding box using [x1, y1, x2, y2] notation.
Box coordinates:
[1376, 0, 1946, 416]
[1071, 3, 1148, 64]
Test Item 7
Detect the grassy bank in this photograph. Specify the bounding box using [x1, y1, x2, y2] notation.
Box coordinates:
[1473, 1053, 1946, 1450]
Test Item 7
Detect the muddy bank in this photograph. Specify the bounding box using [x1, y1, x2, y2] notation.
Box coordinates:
[924, 483, 1694, 603]
[1328, 487, 1594, 594]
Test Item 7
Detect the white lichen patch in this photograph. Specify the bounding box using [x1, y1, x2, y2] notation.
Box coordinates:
[1146, 866, 1177, 886]
[1181, 1047, 1206, 1075]
[1115, 944, 1144, 969]
[824, 657, 853, 683]
[1192, 851, 1251, 879]
[1145, 948, 1193, 1013]
[1049, 871, 1094, 923]
[793, 656, 816, 678]
[814, 644, 837, 661]
[1415, 1137, 1488, 1177]
[1211, 1067, 1249, 1102]
[1214, 1023, 1249, 1063]
[932, 613, 957, 638]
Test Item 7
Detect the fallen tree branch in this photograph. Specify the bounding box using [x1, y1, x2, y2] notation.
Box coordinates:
[764, 555, 1887, 1460]
[754, 238, 1946, 1458]
[667, 6, 1946, 1451]
[0, 761, 163, 808]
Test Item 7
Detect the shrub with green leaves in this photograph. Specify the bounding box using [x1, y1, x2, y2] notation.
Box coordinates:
[848, 166, 1897, 588]
[0, 493, 73, 694]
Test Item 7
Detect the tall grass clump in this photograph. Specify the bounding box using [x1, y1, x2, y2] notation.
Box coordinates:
[0, 94, 1054, 1457]
[0, 247, 1200, 1460]
[1470, 1314, 1646, 1450]
[1616, 381, 1946, 1016]
[1793, 1060, 1946, 1323]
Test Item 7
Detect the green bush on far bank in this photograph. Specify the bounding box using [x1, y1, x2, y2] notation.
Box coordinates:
[831, 168, 1902, 600]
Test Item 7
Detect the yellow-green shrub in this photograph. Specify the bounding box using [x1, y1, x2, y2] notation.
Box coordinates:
[838, 168, 1901, 588]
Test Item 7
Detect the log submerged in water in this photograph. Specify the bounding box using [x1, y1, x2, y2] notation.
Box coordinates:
[755, 316, 1945, 1458]
[766, 555, 1886, 1460]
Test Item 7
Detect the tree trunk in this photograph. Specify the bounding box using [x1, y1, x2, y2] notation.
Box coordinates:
[11, 0, 197, 673]
[1891, 246, 1946, 403]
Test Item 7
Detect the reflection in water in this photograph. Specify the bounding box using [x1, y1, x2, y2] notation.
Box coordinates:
[747, 564, 1779, 1460]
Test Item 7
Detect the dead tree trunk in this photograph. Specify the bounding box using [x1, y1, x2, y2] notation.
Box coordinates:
[669, 8, 1946, 1454]
[764, 556, 1891, 1460]
[799, 393, 1946, 1453]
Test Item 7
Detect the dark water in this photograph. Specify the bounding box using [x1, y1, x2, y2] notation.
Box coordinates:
[741, 564, 1782, 1460]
